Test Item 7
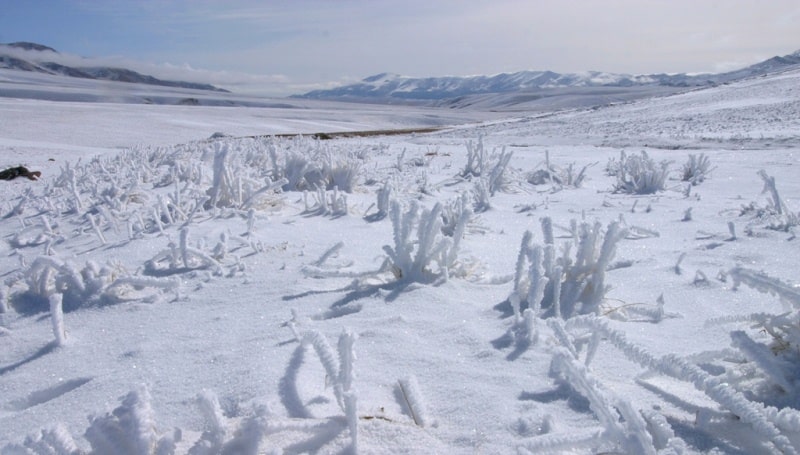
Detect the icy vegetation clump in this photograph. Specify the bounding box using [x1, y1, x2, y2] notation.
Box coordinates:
[2, 136, 373, 315]
[740, 170, 800, 231]
[680, 153, 714, 185]
[526, 150, 592, 190]
[19, 256, 177, 312]
[510, 217, 627, 320]
[609, 150, 670, 194]
[383, 200, 469, 284]
[458, 137, 515, 195]
[266, 138, 364, 193]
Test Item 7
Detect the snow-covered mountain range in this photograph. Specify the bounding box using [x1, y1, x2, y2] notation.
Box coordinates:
[0, 41, 229, 93]
[295, 49, 800, 103]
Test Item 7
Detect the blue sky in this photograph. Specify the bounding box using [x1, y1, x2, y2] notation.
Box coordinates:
[2, 0, 799, 96]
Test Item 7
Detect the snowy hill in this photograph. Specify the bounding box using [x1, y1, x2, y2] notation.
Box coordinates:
[1, 62, 800, 454]
[295, 49, 800, 106]
[0, 41, 229, 93]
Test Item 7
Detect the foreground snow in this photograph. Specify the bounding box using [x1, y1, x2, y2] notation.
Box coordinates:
[1, 69, 800, 454]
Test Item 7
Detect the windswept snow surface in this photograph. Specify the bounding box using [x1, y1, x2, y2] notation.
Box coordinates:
[1, 69, 800, 454]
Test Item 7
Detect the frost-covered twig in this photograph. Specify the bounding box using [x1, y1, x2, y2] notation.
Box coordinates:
[730, 267, 800, 310]
[49, 293, 67, 347]
[549, 348, 657, 455]
[398, 376, 429, 427]
[564, 315, 798, 455]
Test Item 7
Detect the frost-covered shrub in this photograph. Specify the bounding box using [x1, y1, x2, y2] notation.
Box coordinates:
[267, 139, 363, 194]
[383, 200, 469, 283]
[681, 153, 713, 185]
[527, 151, 592, 189]
[323, 152, 362, 193]
[459, 138, 515, 194]
[611, 151, 670, 194]
[85, 386, 180, 455]
[440, 192, 473, 237]
[472, 179, 492, 213]
[740, 170, 800, 231]
[1, 424, 82, 455]
[365, 181, 393, 221]
[303, 186, 348, 218]
[459, 137, 490, 178]
[144, 228, 224, 277]
[510, 217, 627, 319]
[205, 143, 287, 210]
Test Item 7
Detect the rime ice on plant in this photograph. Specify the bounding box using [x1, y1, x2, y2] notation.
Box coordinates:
[511, 217, 627, 320]
[611, 150, 670, 194]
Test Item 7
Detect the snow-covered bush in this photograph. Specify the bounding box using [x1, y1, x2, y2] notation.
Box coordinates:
[365, 181, 392, 221]
[459, 138, 515, 194]
[459, 137, 491, 178]
[510, 217, 627, 320]
[205, 143, 287, 211]
[84, 386, 180, 455]
[681, 153, 713, 185]
[266, 138, 363, 194]
[740, 170, 800, 231]
[303, 186, 348, 218]
[144, 228, 223, 276]
[323, 152, 362, 193]
[610, 151, 670, 194]
[1, 424, 82, 455]
[527, 151, 592, 189]
[18, 256, 177, 312]
[472, 179, 492, 213]
[383, 200, 469, 284]
[440, 192, 473, 237]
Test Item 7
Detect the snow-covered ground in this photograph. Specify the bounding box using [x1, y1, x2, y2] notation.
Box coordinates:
[1, 68, 800, 454]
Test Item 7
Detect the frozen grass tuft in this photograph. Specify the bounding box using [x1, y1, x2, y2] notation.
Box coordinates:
[511, 217, 627, 320]
[610, 151, 670, 194]
[681, 153, 714, 185]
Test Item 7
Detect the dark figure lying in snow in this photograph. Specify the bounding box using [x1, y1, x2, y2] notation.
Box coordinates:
[0, 166, 41, 181]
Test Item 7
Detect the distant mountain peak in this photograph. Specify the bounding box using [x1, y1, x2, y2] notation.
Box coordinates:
[362, 72, 402, 83]
[0, 42, 229, 93]
[6, 42, 58, 53]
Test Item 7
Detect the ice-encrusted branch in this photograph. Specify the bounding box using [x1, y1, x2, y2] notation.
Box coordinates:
[550, 348, 657, 455]
[564, 315, 798, 455]
[730, 267, 800, 310]
[730, 330, 793, 392]
[49, 293, 67, 347]
[398, 376, 429, 427]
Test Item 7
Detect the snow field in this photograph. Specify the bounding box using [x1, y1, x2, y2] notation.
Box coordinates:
[1, 68, 800, 454]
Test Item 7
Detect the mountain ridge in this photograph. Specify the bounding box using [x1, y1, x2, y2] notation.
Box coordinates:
[295, 49, 800, 103]
[0, 41, 229, 93]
